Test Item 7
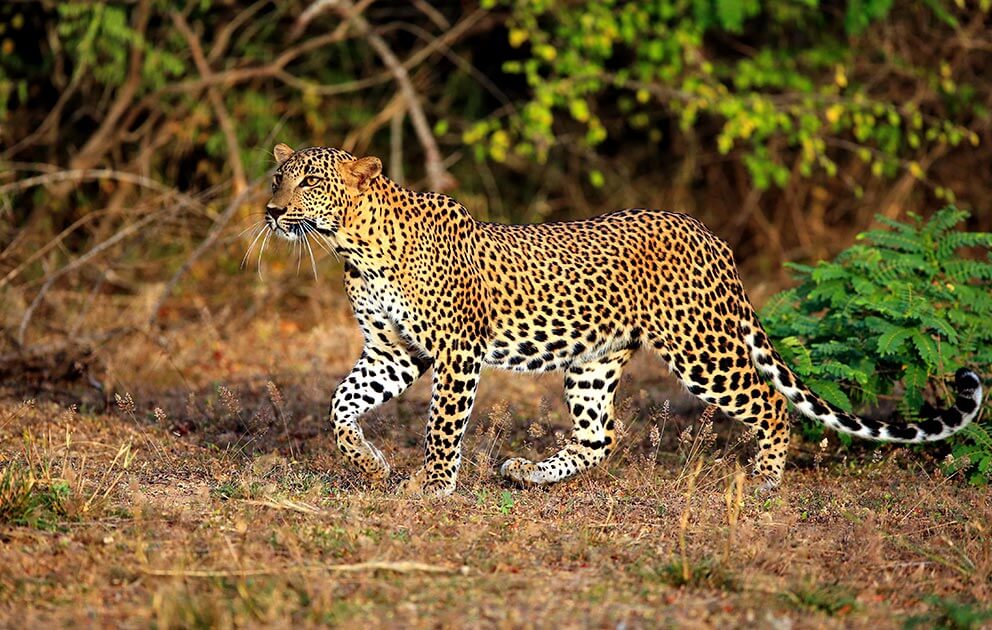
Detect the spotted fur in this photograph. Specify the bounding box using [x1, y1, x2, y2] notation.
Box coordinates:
[263, 143, 984, 497]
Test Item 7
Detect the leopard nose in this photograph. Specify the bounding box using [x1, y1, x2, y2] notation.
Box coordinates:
[266, 204, 287, 221]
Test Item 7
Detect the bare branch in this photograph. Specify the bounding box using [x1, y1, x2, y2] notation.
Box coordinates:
[290, 0, 376, 40]
[1, 209, 105, 289]
[342, 91, 406, 155]
[17, 211, 161, 346]
[67, 0, 153, 172]
[413, 0, 450, 30]
[206, 0, 269, 64]
[390, 110, 405, 184]
[333, 1, 455, 191]
[387, 15, 510, 108]
[135, 7, 486, 106]
[172, 12, 247, 195]
[0, 168, 203, 208]
[148, 179, 267, 327]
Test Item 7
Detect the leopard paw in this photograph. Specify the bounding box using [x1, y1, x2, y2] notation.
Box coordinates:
[750, 469, 782, 494]
[500, 457, 544, 485]
[357, 443, 391, 480]
[398, 467, 456, 498]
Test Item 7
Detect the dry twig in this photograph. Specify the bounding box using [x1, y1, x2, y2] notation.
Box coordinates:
[16, 212, 161, 346]
[140, 560, 464, 578]
[148, 179, 266, 327]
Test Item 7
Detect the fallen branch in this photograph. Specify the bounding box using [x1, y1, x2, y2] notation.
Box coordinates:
[242, 497, 322, 514]
[140, 560, 464, 578]
[0, 327, 134, 383]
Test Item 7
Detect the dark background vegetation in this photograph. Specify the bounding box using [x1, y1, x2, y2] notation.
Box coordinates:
[1, 1, 991, 626]
[2, 1, 991, 344]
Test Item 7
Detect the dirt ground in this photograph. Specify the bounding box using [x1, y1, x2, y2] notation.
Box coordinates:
[1, 269, 990, 629]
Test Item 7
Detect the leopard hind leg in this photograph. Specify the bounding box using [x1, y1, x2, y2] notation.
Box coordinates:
[501, 348, 633, 485]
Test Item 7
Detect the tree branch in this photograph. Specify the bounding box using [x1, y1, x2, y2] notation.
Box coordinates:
[298, 0, 456, 191]
[148, 179, 266, 327]
[354, 9, 455, 189]
[67, 0, 153, 172]
[17, 211, 161, 346]
[172, 12, 247, 195]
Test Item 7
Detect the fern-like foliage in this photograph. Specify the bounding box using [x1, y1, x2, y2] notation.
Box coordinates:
[760, 206, 992, 484]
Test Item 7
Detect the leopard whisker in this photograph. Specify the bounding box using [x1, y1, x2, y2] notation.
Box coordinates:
[302, 228, 319, 279]
[295, 231, 304, 276]
[257, 229, 272, 279]
[305, 225, 335, 257]
[241, 224, 267, 270]
[236, 220, 266, 239]
[312, 229, 340, 262]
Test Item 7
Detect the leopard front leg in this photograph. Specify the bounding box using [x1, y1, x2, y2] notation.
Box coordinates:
[331, 340, 431, 480]
[400, 348, 483, 498]
[332, 263, 431, 480]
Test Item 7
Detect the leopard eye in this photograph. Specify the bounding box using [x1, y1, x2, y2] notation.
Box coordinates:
[271, 173, 282, 192]
[302, 175, 322, 188]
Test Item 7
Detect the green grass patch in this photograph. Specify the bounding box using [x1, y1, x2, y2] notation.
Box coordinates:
[905, 596, 992, 630]
[0, 463, 71, 531]
[781, 583, 859, 616]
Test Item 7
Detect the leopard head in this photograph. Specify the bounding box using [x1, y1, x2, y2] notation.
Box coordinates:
[265, 143, 382, 242]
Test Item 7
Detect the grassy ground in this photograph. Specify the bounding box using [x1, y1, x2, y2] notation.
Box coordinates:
[2, 273, 991, 628]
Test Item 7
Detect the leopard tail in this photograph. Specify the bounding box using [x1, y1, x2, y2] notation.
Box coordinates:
[738, 303, 982, 443]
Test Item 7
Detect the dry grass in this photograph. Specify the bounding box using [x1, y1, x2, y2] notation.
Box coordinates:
[2, 276, 991, 628]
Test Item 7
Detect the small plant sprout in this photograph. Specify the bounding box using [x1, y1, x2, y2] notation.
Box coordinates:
[497, 490, 515, 515]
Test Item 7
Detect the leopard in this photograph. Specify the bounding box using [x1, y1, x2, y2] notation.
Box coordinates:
[261, 142, 984, 497]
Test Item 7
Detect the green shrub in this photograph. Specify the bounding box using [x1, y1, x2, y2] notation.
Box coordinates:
[478, 0, 981, 192]
[759, 207, 992, 483]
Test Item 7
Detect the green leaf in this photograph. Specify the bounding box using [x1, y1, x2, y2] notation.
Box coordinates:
[761, 204, 991, 484]
[877, 327, 913, 356]
[806, 379, 853, 412]
[920, 0, 959, 29]
[911, 332, 940, 367]
[777, 336, 813, 374]
[862, 229, 924, 253]
[810, 262, 849, 283]
[845, 0, 893, 34]
[918, 315, 958, 343]
[715, 0, 746, 31]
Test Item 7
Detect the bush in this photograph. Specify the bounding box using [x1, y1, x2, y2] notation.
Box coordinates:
[759, 206, 992, 483]
[479, 0, 983, 193]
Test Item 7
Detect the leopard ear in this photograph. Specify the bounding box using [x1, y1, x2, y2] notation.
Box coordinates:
[273, 143, 295, 165]
[339, 156, 382, 193]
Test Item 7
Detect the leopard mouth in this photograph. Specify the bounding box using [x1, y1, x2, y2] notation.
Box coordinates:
[267, 217, 335, 241]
